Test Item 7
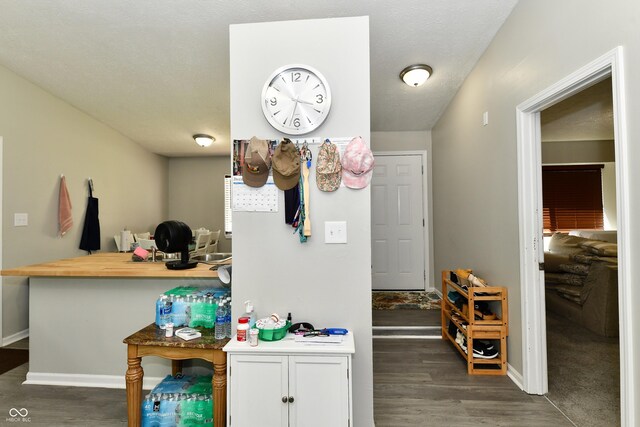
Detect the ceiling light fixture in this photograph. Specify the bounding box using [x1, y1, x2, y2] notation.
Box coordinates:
[193, 134, 215, 147]
[400, 64, 433, 87]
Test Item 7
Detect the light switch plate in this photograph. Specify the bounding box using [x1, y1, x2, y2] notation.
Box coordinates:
[325, 221, 347, 244]
[14, 213, 28, 227]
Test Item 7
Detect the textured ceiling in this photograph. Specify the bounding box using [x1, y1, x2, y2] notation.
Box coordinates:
[0, 1, 519, 156]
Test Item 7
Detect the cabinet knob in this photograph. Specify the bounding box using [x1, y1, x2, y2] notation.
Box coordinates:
[288, 396, 294, 403]
[282, 396, 288, 403]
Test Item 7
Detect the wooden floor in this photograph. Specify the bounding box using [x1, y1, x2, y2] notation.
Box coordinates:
[372, 309, 573, 427]
[0, 315, 571, 427]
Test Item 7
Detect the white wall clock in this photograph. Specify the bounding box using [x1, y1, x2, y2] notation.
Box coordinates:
[261, 64, 332, 135]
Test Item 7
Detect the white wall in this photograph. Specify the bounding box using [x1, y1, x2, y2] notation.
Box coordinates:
[230, 16, 373, 426]
[431, 0, 639, 415]
[168, 156, 231, 253]
[0, 63, 168, 340]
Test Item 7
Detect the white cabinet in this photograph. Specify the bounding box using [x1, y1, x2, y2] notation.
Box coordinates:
[224, 333, 354, 427]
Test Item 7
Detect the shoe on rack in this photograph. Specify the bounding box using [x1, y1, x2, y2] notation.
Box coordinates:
[474, 302, 497, 320]
[447, 290, 462, 305]
[471, 340, 499, 359]
[448, 321, 457, 338]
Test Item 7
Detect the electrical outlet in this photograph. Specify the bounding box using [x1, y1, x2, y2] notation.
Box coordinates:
[14, 213, 28, 227]
[325, 221, 347, 244]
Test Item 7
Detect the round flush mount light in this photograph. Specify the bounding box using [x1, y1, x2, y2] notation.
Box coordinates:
[193, 134, 215, 147]
[400, 64, 433, 87]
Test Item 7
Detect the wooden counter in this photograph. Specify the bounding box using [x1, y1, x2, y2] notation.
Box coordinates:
[1, 252, 224, 278]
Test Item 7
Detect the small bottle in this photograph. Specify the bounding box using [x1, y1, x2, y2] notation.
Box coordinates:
[237, 317, 250, 342]
[249, 328, 259, 347]
[243, 300, 257, 329]
[215, 301, 226, 340]
[165, 322, 174, 338]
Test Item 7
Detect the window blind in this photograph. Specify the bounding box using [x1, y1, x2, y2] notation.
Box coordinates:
[542, 165, 604, 233]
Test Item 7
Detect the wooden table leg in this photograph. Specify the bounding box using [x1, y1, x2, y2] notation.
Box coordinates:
[212, 350, 227, 427]
[125, 345, 144, 427]
[171, 360, 183, 376]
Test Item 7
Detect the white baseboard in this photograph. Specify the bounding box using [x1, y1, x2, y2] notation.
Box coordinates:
[507, 363, 524, 391]
[24, 372, 164, 391]
[2, 328, 29, 347]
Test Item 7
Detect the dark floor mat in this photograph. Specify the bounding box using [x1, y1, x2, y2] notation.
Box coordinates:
[0, 349, 28, 375]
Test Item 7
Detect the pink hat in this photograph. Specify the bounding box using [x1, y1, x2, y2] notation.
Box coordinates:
[341, 137, 375, 189]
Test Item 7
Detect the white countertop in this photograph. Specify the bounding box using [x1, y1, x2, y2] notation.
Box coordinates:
[223, 331, 355, 355]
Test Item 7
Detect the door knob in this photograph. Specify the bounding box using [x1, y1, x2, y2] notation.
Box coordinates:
[288, 396, 294, 403]
[282, 396, 288, 403]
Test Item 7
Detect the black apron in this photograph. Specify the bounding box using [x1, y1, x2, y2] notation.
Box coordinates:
[79, 182, 100, 254]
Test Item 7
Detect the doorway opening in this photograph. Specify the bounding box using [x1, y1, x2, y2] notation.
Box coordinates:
[516, 47, 633, 426]
[540, 77, 619, 426]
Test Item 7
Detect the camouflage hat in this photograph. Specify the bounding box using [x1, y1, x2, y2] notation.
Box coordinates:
[316, 141, 342, 192]
[242, 137, 272, 188]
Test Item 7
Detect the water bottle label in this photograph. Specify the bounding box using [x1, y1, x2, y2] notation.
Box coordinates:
[216, 315, 225, 323]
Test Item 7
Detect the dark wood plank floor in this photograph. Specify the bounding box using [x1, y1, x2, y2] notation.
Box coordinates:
[1, 317, 571, 426]
[373, 309, 441, 327]
[0, 364, 127, 426]
[374, 338, 573, 427]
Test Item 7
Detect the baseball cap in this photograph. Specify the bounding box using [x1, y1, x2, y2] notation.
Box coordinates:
[242, 137, 272, 188]
[316, 140, 342, 192]
[272, 138, 301, 190]
[341, 136, 375, 189]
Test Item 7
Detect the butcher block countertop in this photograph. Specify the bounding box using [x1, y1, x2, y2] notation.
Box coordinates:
[1, 253, 224, 278]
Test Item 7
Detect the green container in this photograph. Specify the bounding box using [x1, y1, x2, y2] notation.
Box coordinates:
[257, 321, 291, 342]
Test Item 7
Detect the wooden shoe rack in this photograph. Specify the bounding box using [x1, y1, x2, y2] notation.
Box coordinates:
[441, 270, 508, 375]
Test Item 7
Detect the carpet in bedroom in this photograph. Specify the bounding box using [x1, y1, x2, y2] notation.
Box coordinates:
[546, 310, 620, 427]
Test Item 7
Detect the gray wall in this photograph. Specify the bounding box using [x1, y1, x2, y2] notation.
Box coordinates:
[168, 156, 231, 253]
[230, 16, 373, 426]
[432, 0, 640, 411]
[0, 63, 168, 340]
[542, 139, 615, 163]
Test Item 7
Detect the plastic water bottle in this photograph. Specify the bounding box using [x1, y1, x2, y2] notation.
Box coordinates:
[215, 301, 226, 340]
[225, 299, 232, 338]
[156, 295, 170, 329]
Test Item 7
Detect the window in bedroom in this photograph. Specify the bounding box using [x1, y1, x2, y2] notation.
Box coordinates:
[542, 165, 604, 234]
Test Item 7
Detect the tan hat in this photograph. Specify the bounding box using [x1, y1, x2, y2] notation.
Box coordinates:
[272, 138, 300, 190]
[242, 137, 272, 188]
[316, 140, 342, 192]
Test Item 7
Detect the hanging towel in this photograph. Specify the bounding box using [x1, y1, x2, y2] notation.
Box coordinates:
[58, 176, 73, 236]
[79, 180, 100, 254]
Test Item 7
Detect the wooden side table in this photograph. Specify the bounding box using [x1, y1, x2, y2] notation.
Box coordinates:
[123, 324, 229, 427]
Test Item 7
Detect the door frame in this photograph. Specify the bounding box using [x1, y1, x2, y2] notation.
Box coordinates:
[516, 47, 633, 425]
[0, 137, 3, 344]
[372, 150, 432, 290]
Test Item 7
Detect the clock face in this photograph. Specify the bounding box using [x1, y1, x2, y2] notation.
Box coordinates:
[261, 64, 331, 135]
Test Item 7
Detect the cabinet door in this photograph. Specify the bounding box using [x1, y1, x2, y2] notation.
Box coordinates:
[288, 356, 350, 427]
[229, 354, 288, 427]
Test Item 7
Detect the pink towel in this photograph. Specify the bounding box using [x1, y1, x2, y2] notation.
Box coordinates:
[59, 176, 73, 236]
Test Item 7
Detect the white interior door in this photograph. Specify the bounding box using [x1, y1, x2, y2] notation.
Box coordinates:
[371, 154, 425, 290]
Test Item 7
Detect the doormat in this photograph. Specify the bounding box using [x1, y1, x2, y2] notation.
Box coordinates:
[0, 349, 28, 375]
[372, 291, 441, 310]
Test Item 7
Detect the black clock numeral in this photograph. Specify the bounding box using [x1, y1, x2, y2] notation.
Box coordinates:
[293, 118, 301, 128]
[270, 97, 277, 106]
[316, 94, 324, 104]
[291, 72, 301, 82]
